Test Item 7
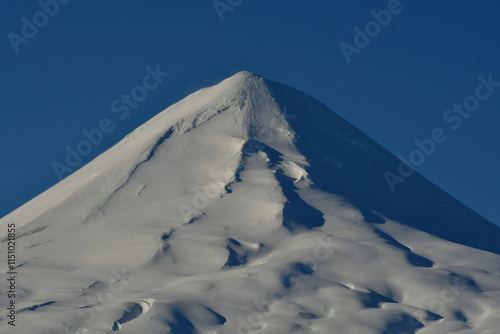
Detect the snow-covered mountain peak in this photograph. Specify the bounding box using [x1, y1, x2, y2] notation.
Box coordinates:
[224, 70, 261, 83]
[1, 73, 500, 333]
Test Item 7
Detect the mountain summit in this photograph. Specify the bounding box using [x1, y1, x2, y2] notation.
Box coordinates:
[2, 72, 500, 333]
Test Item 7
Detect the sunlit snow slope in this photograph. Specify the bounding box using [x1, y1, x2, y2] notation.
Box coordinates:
[1, 72, 500, 334]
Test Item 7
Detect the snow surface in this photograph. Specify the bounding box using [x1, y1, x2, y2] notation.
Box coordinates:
[1, 71, 500, 333]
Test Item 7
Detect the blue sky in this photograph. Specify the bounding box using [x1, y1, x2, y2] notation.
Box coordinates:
[1, 0, 499, 227]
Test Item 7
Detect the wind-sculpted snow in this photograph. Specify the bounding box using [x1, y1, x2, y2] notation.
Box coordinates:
[1, 71, 499, 333]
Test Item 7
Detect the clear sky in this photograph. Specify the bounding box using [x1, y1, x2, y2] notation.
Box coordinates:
[1, 0, 499, 227]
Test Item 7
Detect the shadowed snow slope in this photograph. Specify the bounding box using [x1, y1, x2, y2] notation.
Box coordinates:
[1, 71, 500, 333]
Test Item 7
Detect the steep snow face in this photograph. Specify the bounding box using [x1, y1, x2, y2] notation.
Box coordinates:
[1, 72, 500, 334]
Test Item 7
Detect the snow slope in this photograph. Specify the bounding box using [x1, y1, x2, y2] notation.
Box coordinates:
[1, 71, 500, 333]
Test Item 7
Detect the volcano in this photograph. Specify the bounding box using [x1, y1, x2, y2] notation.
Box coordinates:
[1, 72, 499, 333]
